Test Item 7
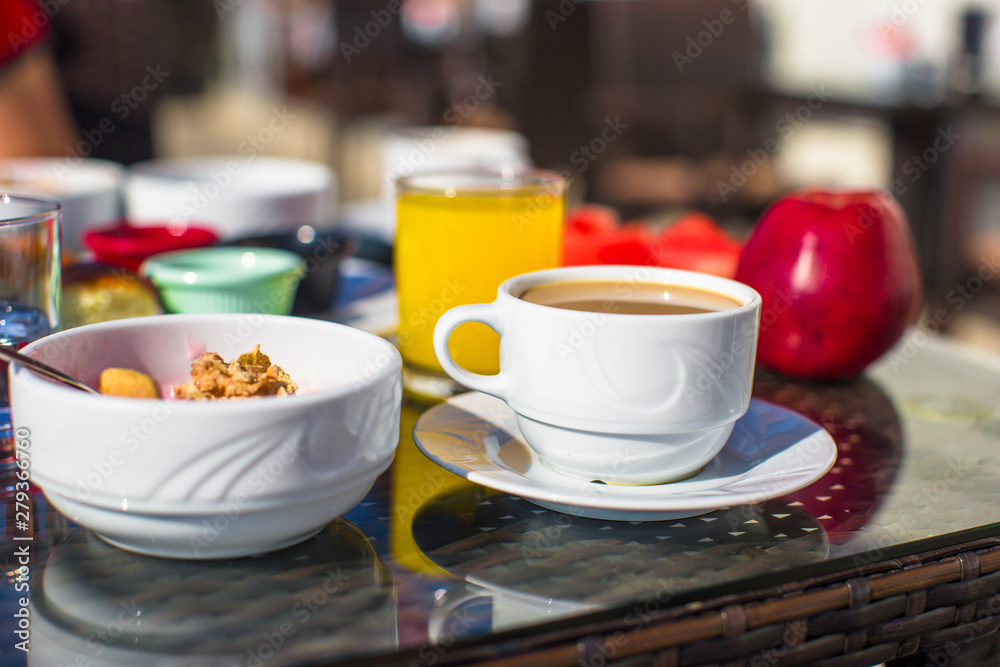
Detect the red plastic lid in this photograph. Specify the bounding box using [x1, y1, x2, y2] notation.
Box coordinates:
[83, 222, 219, 272]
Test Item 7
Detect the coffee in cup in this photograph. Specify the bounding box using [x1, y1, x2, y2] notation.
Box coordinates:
[519, 280, 742, 315]
[432, 266, 762, 485]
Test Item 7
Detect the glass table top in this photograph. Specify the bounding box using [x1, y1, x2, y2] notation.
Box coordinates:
[3, 332, 1000, 665]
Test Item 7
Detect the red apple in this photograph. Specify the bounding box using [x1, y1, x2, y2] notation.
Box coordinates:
[735, 189, 922, 379]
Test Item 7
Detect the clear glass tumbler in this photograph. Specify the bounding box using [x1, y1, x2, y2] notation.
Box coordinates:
[0, 195, 61, 462]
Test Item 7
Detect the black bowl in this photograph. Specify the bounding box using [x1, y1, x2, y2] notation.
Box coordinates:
[224, 228, 355, 314]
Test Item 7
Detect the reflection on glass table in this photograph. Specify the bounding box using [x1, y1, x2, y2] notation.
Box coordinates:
[414, 489, 827, 640]
[29, 521, 396, 666]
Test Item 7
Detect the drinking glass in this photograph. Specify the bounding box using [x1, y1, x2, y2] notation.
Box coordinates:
[394, 168, 565, 400]
[0, 196, 61, 460]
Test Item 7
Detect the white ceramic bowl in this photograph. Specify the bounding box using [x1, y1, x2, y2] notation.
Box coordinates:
[0, 157, 124, 253]
[9, 314, 401, 559]
[125, 156, 336, 240]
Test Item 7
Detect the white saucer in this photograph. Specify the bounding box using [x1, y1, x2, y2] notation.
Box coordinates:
[413, 393, 837, 521]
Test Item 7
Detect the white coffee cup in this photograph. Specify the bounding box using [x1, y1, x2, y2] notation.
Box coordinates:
[433, 265, 762, 485]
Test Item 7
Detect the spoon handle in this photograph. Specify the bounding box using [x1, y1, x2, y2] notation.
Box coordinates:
[0, 345, 100, 395]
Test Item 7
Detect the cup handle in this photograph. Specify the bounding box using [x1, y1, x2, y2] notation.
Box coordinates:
[433, 303, 506, 400]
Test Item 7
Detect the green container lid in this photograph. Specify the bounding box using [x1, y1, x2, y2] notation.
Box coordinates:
[140, 246, 306, 315]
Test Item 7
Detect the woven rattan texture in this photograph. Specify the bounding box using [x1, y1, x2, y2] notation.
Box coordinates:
[388, 538, 1000, 667]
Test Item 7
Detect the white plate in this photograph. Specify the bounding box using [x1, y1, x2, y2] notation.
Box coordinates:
[414, 393, 837, 521]
[125, 156, 335, 240]
[0, 157, 124, 252]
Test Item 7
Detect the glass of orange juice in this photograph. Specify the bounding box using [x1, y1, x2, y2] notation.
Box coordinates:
[395, 168, 566, 400]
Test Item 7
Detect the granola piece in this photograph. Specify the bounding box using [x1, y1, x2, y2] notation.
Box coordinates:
[255, 363, 298, 396]
[236, 346, 271, 373]
[99, 368, 160, 399]
[175, 353, 231, 399]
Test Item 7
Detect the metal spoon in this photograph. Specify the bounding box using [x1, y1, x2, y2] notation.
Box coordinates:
[0, 345, 100, 395]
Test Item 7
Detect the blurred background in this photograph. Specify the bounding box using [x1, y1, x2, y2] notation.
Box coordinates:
[29, 0, 1000, 348]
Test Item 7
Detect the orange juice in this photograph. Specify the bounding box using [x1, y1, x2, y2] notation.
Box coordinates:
[395, 179, 564, 376]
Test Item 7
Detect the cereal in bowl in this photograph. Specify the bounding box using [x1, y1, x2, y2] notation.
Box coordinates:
[173, 345, 298, 400]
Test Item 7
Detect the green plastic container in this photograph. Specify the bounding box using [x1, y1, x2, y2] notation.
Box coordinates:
[140, 247, 306, 315]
